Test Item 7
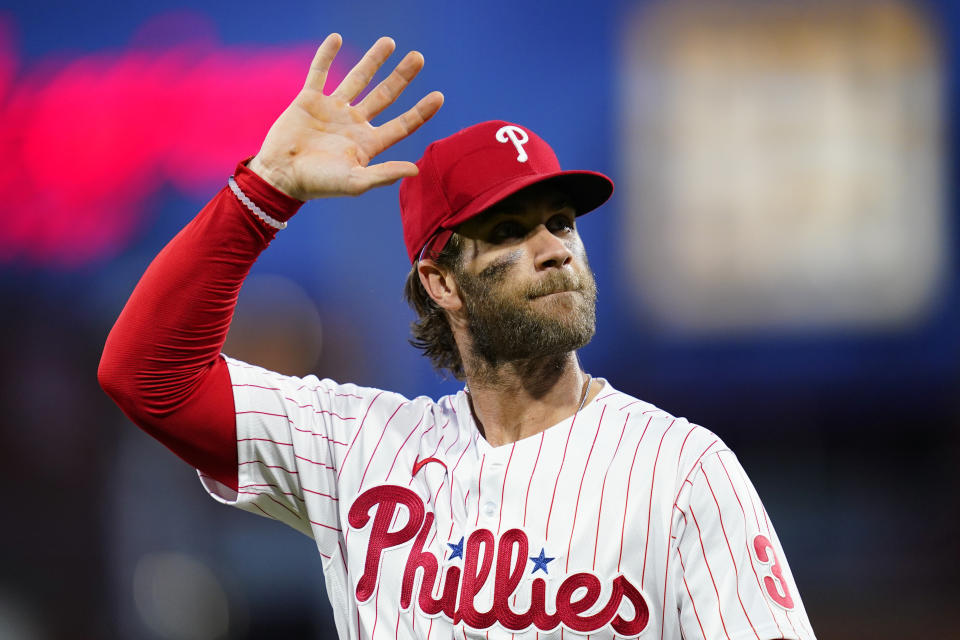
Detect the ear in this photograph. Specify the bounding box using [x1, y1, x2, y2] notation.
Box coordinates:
[418, 259, 463, 312]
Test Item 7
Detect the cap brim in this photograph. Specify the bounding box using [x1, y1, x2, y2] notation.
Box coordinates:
[440, 169, 614, 232]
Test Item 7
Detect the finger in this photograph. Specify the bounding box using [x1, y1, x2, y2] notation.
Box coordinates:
[375, 90, 445, 152]
[330, 36, 396, 103]
[355, 50, 424, 120]
[303, 33, 342, 93]
[351, 161, 420, 193]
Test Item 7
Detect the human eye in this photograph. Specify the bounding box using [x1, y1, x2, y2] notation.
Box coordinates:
[489, 220, 526, 243]
[547, 213, 575, 234]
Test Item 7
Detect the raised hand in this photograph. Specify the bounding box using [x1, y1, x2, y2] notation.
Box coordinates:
[248, 34, 444, 201]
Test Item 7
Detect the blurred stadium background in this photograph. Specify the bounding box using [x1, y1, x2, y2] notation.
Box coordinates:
[1, 0, 957, 638]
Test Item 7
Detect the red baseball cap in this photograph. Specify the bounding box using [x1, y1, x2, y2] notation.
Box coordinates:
[399, 120, 614, 263]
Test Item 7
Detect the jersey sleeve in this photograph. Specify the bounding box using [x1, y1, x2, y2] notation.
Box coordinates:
[672, 450, 816, 640]
[199, 356, 394, 559]
[98, 160, 303, 491]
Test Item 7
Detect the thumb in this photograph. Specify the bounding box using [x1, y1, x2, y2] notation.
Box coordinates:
[354, 161, 420, 192]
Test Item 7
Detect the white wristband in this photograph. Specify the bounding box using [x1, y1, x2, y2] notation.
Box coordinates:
[228, 176, 288, 230]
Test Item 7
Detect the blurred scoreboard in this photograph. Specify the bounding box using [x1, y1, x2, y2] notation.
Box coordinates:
[619, 1, 945, 334]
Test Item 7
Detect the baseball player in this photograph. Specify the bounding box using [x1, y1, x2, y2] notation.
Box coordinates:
[100, 34, 816, 639]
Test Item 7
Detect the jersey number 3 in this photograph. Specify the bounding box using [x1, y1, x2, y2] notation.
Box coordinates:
[752, 534, 795, 610]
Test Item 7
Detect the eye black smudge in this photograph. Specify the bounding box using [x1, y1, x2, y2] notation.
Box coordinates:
[477, 250, 520, 284]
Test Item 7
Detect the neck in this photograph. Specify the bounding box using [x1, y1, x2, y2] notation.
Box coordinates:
[462, 352, 597, 446]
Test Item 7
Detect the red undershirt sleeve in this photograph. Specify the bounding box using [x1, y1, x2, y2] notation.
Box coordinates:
[98, 160, 304, 491]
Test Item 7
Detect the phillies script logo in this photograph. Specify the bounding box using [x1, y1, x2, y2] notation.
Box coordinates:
[348, 486, 650, 635]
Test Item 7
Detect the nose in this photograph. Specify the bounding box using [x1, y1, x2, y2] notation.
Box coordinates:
[531, 225, 574, 271]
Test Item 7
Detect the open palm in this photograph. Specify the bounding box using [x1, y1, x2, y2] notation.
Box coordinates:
[249, 34, 444, 201]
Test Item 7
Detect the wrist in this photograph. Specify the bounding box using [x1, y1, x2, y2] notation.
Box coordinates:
[233, 159, 304, 224]
[247, 155, 302, 200]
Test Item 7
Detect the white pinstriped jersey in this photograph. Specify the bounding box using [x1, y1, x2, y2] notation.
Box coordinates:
[201, 356, 816, 640]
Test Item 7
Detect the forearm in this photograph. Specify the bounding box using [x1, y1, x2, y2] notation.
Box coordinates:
[97, 161, 302, 489]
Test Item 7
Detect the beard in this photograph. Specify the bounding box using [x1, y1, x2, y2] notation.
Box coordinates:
[455, 256, 597, 367]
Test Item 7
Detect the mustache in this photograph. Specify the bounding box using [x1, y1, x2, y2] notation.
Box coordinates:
[525, 272, 584, 299]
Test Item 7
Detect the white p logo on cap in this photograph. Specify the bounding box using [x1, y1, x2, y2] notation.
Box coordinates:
[495, 125, 529, 163]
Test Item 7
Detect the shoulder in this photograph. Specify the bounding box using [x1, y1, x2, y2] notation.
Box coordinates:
[223, 354, 458, 425]
[590, 380, 729, 482]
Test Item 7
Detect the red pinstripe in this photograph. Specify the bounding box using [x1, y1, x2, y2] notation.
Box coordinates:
[593, 412, 631, 570]
[701, 463, 762, 640]
[308, 518, 342, 532]
[474, 455, 485, 527]
[651, 424, 698, 603]
[659, 434, 720, 638]
[450, 438, 471, 475]
[444, 420, 463, 454]
[618, 416, 655, 572]
[545, 411, 582, 539]
[395, 599, 401, 640]
[690, 506, 732, 640]
[239, 459, 298, 474]
[784, 601, 801, 637]
[566, 406, 605, 572]
[236, 410, 292, 421]
[302, 486, 339, 501]
[293, 453, 335, 469]
[676, 546, 707, 639]
[640, 419, 677, 586]
[742, 475, 804, 638]
[447, 442, 472, 539]
[290, 424, 349, 445]
[254, 491, 301, 521]
[671, 439, 722, 512]
[310, 409, 355, 422]
[238, 487, 304, 501]
[371, 583, 380, 639]
[384, 411, 425, 480]
[337, 391, 385, 481]
[523, 431, 546, 527]
[496, 443, 517, 535]
[273, 394, 356, 422]
[409, 420, 449, 487]
[716, 454, 784, 637]
[744, 475, 763, 531]
[356, 401, 409, 491]
[340, 400, 407, 546]
[762, 508, 773, 540]
[231, 361, 279, 372]
[431, 479, 445, 508]
[233, 383, 281, 391]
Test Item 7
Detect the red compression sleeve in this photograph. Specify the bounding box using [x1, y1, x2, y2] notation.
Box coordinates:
[98, 161, 303, 491]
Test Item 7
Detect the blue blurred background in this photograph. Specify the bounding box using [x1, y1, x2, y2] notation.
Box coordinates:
[1, 0, 957, 638]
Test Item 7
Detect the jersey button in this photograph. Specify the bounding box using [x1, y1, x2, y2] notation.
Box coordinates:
[483, 501, 496, 517]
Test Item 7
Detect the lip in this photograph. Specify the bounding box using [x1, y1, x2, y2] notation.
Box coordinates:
[529, 289, 578, 300]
